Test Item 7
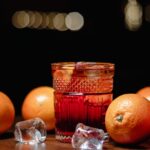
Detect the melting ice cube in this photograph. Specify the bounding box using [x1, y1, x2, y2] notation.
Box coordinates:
[14, 118, 47, 144]
[72, 123, 108, 150]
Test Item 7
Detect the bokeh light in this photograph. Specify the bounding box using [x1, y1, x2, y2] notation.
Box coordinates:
[124, 0, 142, 31]
[12, 11, 29, 28]
[12, 11, 84, 31]
[27, 11, 35, 28]
[53, 13, 68, 31]
[39, 13, 49, 29]
[32, 11, 43, 28]
[47, 12, 57, 30]
[65, 12, 84, 31]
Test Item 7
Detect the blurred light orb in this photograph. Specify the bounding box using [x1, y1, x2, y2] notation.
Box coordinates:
[39, 13, 49, 29]
[47, 12, 57, 29]
[32, 11, 43, 28]
[27, 11, 35, 28]
[53, 13, 68, 31]
[65, 12, 84, 31]
[124, 0, 142, 31]
[12, 11, 29, 28]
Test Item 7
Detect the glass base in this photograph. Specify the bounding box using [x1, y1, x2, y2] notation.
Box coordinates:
[55, 130, 73, 143]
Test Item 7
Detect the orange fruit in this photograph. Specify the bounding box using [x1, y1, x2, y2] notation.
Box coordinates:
[22, 86, 55, 130]
[0, 91, 15, 134]
[137, 86, 150, 101]
[105, 93, 150, 144]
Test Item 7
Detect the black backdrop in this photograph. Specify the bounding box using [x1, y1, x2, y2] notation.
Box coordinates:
[0, 0, 150, 115]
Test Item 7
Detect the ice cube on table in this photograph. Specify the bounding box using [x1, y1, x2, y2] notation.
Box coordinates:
[71, 123, 108, 150]
[14, 118, 47, 144]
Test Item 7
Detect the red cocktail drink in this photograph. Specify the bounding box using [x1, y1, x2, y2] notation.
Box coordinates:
[51, 62, 115, 142]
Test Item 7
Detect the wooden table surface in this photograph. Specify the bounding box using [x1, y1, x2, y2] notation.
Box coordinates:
[1, 132, 150, 150]
[0, 117, 150, 150]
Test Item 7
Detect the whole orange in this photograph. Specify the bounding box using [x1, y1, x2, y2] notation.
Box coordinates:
[105, 93, 150, 144]
[137, 86, 150, 101]
[0, 91, 15, 134]
[22, 86, 55, 130]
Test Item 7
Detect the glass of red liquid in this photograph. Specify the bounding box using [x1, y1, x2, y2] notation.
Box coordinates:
[51, 62, 115, 143]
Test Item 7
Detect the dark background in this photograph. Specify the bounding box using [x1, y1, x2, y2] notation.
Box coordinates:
[0, 0, 150, 115]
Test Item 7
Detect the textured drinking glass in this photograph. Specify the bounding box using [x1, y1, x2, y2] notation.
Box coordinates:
[51, 62, 115, 143]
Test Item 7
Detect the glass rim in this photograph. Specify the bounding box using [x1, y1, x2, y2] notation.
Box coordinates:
[51, 61, 115, 70]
